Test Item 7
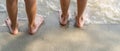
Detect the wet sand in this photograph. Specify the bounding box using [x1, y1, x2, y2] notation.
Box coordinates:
[0, 0, 120, 51]
[0, 13, 120, 51]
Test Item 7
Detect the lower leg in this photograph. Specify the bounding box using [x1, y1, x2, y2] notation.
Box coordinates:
[76, 0, 87, 27]
[60, 0, 70, 25]
[25, 0, 43, 34]
[6, 0, 18, 34]
[24, 0, 36, 30]
[60, 0, 70, 16]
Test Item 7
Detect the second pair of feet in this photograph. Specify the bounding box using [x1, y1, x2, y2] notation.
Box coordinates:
[60, 13, 84, 28]
[5, 15, 44, 35]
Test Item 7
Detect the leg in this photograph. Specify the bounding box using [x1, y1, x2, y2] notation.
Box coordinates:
[24, 0, 44, 34]
[6, 0, 18, 34]
[60, 0, 70, 26]
[76, 0, 87, 28]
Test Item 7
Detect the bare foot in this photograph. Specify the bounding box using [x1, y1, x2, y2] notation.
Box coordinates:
[59, 11, 69, 26]
[5, 18, 18, 35]
[75, 16, 84, 28]
[29, 15, 44, 35]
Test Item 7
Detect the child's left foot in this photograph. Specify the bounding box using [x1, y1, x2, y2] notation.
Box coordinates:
[5, 18, 18, 35]
[59, 10, 69, 26]
[60, 14, 69, 26]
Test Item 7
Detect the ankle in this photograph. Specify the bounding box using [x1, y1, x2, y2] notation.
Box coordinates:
[29, 23, 36, 29]
[76, 16, 83, 20]
[11, 23, 18, 29]
[61, 13, 69, 18]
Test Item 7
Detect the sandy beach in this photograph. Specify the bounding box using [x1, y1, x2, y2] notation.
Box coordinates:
[0, 0, 120, 51]
[0, 15, 120, 51]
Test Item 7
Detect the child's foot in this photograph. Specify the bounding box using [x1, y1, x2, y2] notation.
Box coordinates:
[75, 16, 84, 28]
[29, 15, 44, 35]
[59, 11, 69, 26]
[5, 18, 18, 35]
[60, 14, 69, 26]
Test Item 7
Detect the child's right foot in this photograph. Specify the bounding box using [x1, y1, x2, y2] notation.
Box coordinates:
[75, 16, 84, 28]
[29, 15, 44, 35]
[5, 18, 18, 35]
